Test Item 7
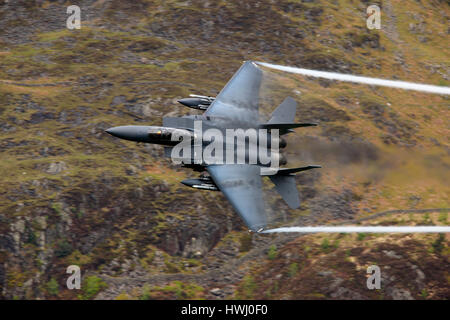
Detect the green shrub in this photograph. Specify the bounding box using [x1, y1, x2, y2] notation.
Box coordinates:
[321, 238, 330, 251]
[431, 234, 445, 254]
[140, 285, 151, 300]
[55, 240, 73, 258]
[421, 289, 429, 299]
[165, 260, 180, 273]
[241, 276, 256, 298]
[267, 245, 277, 260]
[438, 211, 447, 224]
[25, 227, 37, 245]
[357, 233, 367, 241]
[81, 276, 107, 299]
[422, 213, 431, 225]
[46, 277, 59, 296]
[115, 292, 131, 300]
[288, 263, 298, 278]
[51, 202, 62, 215]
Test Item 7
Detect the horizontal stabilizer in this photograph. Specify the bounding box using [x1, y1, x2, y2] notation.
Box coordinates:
[269, 175, 300, 209]
[276, 165, 322, 175]
[260, 123, 318, 130]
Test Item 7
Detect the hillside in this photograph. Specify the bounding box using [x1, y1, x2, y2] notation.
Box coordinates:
[0, 0, 448, 300]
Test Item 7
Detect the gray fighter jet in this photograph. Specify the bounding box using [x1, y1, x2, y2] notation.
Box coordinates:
[106, 61, 320, 232]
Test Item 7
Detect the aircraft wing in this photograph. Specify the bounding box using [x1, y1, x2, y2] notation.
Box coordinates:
[207, 164, 267, 232]
[205, 61, 263, 124]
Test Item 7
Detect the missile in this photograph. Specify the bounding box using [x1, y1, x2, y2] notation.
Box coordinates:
[189, 94, 215, 100]
[181, 177, 219, 191]
[178, 94, 215, 110]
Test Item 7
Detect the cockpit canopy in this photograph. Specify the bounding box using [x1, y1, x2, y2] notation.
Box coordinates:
[148, 127, 195, 141]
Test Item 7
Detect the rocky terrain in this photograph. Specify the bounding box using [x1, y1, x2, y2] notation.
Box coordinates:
[0, 0, 448, 300]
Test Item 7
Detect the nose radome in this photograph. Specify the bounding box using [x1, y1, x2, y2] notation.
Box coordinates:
[105, 126, 134, 139]
[105, 127, 121, 137]
[105, 125, 150, 142]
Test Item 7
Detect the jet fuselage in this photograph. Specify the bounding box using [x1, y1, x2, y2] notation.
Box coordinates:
[106, 118, 286, 167]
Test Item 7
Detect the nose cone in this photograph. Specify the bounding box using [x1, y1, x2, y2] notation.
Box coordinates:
[105, 127, 115, 135]
[105, 126, 148, 142]
[105, 126, 127, 138]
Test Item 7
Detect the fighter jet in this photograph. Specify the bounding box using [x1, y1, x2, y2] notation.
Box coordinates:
[106, 61, 321, 232]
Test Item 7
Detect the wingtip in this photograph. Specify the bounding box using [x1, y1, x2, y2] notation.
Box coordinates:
[248, 227, 265, 233]
[245, 60, 261, 69]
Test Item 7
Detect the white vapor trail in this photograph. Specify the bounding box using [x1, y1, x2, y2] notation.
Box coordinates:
[262, 226, 450, 233]
[255, 62, 450, 95]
